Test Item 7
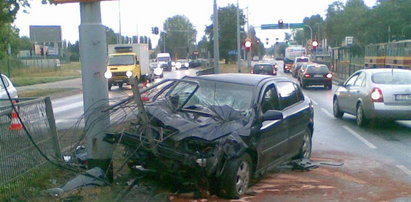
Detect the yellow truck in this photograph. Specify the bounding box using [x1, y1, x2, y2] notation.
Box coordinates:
[104, 44, 150, 90]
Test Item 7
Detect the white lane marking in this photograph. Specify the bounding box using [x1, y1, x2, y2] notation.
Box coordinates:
[396, 165, 411, 177]
[53, 101, 83, 114]
[311, 99, 318, 105]
[342, 125, 377, 149]
[320, 107, 335, 119]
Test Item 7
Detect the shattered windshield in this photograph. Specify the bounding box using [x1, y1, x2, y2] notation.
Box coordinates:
[108, 55, 134, 66]
[184, 79, 254, 112]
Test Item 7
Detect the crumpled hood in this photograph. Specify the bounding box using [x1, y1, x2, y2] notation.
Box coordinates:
[145, 101, 254, 142]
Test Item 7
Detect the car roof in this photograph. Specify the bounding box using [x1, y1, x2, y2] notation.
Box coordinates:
[360, 68, 411, 74]
[254, 63, 273, 66]
[186, 73, 289, 86]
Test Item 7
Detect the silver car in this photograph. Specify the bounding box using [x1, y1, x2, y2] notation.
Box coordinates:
[0, 74, 18, 102]
[333, 68, 411, 126]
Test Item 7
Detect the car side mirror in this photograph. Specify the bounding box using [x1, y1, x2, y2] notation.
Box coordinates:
[170, 94, 180, 109]
[262, 110, 283, 121]
[136, 61, 140, 65]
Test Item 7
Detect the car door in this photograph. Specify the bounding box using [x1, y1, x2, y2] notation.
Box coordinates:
[338, 73, 360, 112]
[346, 72, 367, 114]
[276, 81, 309, 156]
[256, 83, 289, 170]
[280, 82, 311, 155]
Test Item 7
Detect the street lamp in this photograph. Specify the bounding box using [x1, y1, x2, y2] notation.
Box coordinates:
[304, 25, 313, 43]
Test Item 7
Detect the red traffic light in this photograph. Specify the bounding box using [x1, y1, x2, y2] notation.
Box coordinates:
[244, 40, 252, 51]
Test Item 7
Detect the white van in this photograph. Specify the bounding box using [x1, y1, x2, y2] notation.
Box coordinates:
[156, 53, 172, 71]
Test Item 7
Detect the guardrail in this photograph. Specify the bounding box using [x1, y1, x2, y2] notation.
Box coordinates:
[0, 97, 60, 200]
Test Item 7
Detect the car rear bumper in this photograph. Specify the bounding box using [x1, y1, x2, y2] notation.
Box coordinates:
[302, 78, 332, 86]
[367, 103, 411, 120]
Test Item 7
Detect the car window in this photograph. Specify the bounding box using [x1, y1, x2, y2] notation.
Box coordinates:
[353, 72, 366, 87]
[0, 75, 10, 89]
[371, 71, 411, 84]
[345, 74, 360, 86]
[253, 64, 272, 71]
[296, 58, 309, 62]
[306, 65, 329, 73]
[277, 81, 300, 109]
[261, 84, 280, 113]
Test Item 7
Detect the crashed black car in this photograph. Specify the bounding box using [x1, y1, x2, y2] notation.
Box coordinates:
[105, 73, 314, 199]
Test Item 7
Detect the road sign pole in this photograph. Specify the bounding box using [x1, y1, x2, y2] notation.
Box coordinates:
[79, 2, 112, 181]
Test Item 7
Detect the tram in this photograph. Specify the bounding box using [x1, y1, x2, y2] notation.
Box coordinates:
[365, 40, 411, 69]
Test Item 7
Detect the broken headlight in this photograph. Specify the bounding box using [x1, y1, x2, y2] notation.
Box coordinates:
[183, 138, 216, 155]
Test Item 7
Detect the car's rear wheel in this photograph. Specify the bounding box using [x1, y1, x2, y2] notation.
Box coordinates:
[356, 103, 368, 126]
[219, 153, 252, 199]
[294, 128, 312, 159]
[325, 83, 332, 90]
[333, 98, 344, 118]
[118, 82, 123, 89]
[108, 82, 112, 91]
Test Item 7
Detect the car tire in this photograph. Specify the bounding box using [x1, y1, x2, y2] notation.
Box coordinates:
[108, 82, 112, 91]
[219, 153, 252, 199]
[294, 128, 312, 159]
[333, 98, 344, 118]
[118, 83, 123, 89]
[325, 83, 332, 90]
[356, 103, 368, 127]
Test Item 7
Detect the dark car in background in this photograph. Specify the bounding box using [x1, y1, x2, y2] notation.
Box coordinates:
[105, 74, 314, 199]
[251, 63, 277, 75]
[298, 64, 333, 89]
[333, 69, 411, 126]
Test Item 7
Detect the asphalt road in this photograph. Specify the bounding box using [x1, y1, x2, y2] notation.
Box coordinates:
[51, 63, 411, 200]
[274, 60, 411, 179]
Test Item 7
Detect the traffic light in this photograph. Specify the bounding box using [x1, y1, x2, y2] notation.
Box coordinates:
[312, 40, 318, 51]
[278, 19, 284, 29]
[244, 39, 252, 52]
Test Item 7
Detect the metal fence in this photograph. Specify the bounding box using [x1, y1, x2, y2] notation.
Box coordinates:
[0, 97, 61, 200]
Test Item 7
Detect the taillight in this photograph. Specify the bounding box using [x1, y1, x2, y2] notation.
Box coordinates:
[371, 88, 384, 102]
[326, 73, 332, 78]
[273, 67, 276, 74]
[304, 74, 311, 78]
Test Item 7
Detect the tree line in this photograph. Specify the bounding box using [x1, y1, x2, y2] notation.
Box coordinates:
[294, 0, 411, 55]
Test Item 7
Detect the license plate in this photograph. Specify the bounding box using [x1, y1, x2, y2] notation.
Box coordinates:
[115, 80, 123, 82]
[314, 75, 323, 78]
[395, 94, 411, 101]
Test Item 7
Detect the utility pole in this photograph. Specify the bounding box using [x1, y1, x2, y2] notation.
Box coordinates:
[236, 0, 241, 73]
[79, 2, 112, 180]
[213, 0, 220, 73]
[246, 7, 251, 70]
[117, 0, 122, 44]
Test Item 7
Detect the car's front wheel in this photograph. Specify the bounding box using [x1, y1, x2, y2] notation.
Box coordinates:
[219, 153, 252, 199]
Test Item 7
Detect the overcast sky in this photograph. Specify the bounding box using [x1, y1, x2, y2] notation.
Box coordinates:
[14, 0, 376, 47]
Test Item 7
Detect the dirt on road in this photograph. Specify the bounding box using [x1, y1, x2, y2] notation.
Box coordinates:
[169, 150, 411, 202]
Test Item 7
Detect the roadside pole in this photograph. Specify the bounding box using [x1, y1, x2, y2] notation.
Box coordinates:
[213, 0, 220, 73]
[236, 0, 241, 73]
[79, 2, 112, 180]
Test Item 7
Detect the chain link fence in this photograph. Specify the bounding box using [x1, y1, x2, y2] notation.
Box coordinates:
[0, 97, 61, 200]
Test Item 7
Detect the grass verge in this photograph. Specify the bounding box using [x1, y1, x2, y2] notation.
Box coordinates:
[10, 62, 81, 87]
[18, 88, 79, 98]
